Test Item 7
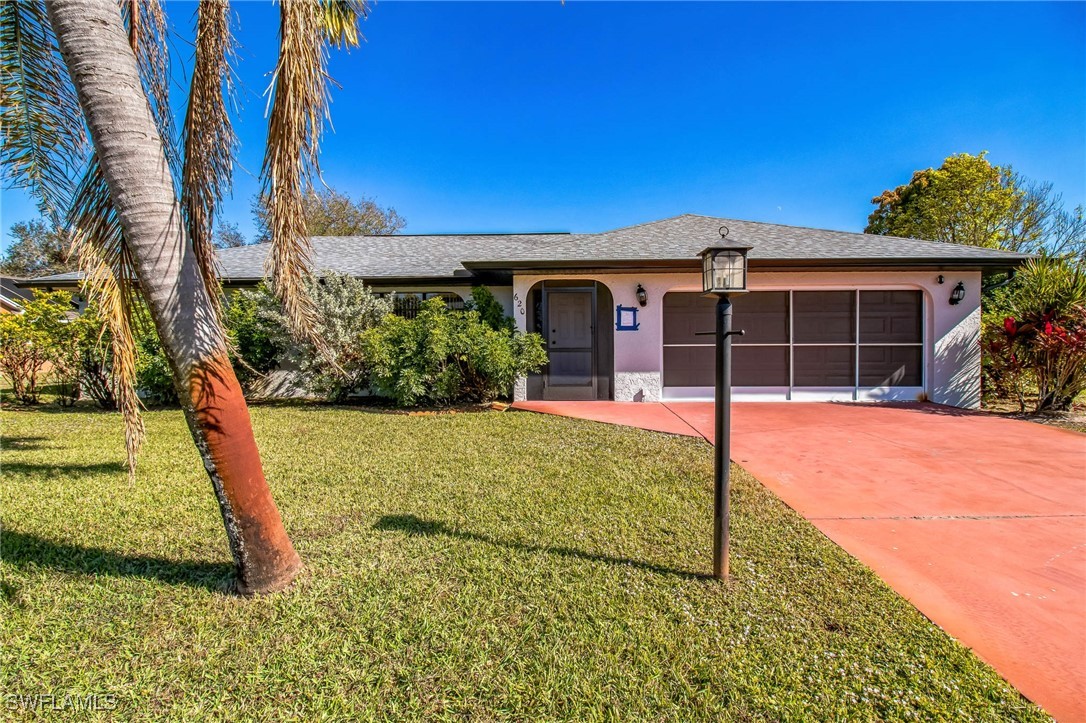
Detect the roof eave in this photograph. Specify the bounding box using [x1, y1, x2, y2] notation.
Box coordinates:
[222, 273, 479, 288]
[462, 255, 1032, 274]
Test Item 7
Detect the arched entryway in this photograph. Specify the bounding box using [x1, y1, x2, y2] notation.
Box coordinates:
[525, 280, 614, 400]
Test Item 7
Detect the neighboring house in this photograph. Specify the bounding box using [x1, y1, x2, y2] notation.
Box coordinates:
[1, 276, 34, 313]
[22, 214, 1030, 409]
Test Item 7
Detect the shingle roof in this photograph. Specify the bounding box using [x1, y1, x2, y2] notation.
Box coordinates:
[20, 214, 1030, 287]
[461, 214, 1033, 266]
[219, 233, 571, 280]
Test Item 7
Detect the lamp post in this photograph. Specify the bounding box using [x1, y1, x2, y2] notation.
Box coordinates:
[699, 228, 751, 580]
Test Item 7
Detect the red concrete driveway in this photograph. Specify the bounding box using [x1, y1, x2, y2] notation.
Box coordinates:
[513, 400, 1086, 721]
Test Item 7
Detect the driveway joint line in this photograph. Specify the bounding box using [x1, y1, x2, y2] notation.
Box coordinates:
[660, 402, 712, 443]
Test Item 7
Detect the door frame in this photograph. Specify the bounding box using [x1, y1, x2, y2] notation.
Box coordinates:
[541, 285, 598, 400]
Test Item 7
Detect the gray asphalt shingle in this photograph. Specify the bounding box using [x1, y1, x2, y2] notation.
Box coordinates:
[21, 214, 1030, 286]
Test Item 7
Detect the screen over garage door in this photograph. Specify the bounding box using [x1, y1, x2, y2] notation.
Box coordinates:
[662, 290, 923, 399]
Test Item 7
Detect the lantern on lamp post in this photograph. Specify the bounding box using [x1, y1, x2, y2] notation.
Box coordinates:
[699, 227, 751, 580]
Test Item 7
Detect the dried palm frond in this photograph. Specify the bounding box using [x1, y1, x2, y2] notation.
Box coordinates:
[320, 0, 367, 49]
[69, 158, 145, 477]
[0, 0, 87, 225]
[181, 0, 237, 323]
[260, 0, 329, 338]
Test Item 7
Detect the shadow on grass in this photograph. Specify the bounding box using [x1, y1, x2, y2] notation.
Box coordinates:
[0, 461, 126, 476]
[374, 514, 708, 581]
[0, 400, 120, 415]
[1, 436, 49, 450]
[0, 530, 233, 592]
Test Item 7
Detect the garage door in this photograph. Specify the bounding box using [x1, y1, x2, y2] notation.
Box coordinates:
[662, 290, 923, 400]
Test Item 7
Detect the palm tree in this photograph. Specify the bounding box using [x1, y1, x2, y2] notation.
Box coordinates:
[1, 0, 366, 594]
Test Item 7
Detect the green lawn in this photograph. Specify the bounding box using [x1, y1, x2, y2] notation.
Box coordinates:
[1, 403, 1045, 721]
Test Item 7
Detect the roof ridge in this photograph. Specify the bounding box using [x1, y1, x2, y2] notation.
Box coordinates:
[310, 232, 572, 240]
[677, 213, 1028, 255]
[593, 213, 697, 236]
[685, 213, 879, 238]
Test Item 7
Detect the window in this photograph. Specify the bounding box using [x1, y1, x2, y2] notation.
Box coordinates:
[391, 292, 465, 319]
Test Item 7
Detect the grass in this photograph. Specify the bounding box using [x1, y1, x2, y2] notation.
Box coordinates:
[0, 402, 1047, 721]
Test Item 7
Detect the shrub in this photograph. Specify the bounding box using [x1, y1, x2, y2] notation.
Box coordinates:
[49, 306, 94, 407]
[982, 257, 1086, 411]
[76, 303, 117, 409]
[362, 297, 548, 407]
[466, 285, 514, 331]
[134, 320, 178, 406]
[0, 290, 74, 404]
[224, 285, 283, 389]
[254, 272, 393, 402]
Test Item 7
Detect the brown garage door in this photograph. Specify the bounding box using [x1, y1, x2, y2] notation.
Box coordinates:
[662, 290, 923, 392]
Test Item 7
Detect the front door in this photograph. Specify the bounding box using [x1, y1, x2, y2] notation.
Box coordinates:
[544, 289, 596, 400]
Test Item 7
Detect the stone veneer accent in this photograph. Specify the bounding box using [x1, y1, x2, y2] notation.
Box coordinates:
[614, 371, 661, 402]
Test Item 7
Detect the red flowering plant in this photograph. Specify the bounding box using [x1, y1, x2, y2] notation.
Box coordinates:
[982, 258, 1086, 412]
[983, 314, 1032, 410]
[985, 305, 1086, 412]
[1030, 305, 1086, 410]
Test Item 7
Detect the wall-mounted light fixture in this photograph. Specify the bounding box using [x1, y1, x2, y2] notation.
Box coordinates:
[936, 275, 945, 285]
[949, 281, 965, 305]
[635, 283, 648, 307]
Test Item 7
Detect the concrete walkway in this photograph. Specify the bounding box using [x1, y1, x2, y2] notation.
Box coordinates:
[512, 400, 1086, 721]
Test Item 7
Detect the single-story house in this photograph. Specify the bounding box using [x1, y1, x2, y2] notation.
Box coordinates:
[23, 214, 1030, 409]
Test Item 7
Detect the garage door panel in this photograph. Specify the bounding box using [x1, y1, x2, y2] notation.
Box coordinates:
[794, 346, 855, 386]
[663, 346, 714, 387]
[734, 346, 789, 386]
[860, 291, 922, 343]
[733, 292, 789, 344]
[662, 294, 717, 345]
[794, 291, 855, 343]
[859, 346, 922, 387]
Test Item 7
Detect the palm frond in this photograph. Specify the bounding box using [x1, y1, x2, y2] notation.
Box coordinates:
[181, 0, 237, 322]
[0, 0, 87, 225]
[260, 0, 330, 338]
[60, 0, 176, 477]
[69, 158, 145, 477]
[320, 0, 367, 49]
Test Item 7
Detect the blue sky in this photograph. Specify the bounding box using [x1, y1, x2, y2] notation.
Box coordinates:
[2, 1, 1084, 250]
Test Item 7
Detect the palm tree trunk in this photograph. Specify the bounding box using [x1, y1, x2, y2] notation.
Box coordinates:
[46, 0, 302, 595]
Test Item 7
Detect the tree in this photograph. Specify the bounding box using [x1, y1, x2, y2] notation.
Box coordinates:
[867, 152, 1034, 249]
[252, 186, 405, 241]
[866, 152, 1083, 259]
[0, 218, 77, 277]
[214, 220, 248, 249]
[2, 0, 368, 594]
